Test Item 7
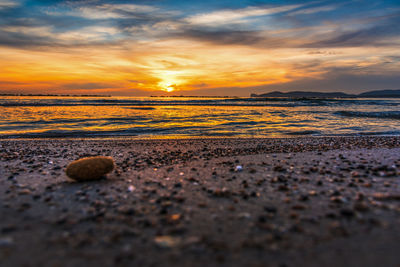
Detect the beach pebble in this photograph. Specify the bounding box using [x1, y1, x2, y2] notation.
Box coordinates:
[65, 156, 115, 181]
[154, 235, 181, 248]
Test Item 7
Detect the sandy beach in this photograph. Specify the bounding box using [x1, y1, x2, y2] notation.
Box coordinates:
[0, 137, 399, 267]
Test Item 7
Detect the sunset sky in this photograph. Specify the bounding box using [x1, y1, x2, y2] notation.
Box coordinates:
[0, 0, 399, 96]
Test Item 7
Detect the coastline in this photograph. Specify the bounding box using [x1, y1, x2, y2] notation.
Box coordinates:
[1, 137, 399, 266]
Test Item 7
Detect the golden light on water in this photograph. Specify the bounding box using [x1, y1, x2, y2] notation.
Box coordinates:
[2, 95, 395, 139]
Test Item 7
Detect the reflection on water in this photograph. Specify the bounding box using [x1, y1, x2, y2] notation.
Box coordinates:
[1, 96, 400, 138]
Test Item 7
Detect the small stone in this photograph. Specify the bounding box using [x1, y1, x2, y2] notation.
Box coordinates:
[292, 204, 307, 210]
[18, 189, 32, 195]
[238, 212, 251, 219]
[168, 214, 181, 222]
[340, 208, 354, 217]
[278, 185, 289, 191]
[330, 196, 347, 203]
[117, 205, 135, 215]
[65, 156, 115, 181]
[154, 235, 181, 248]
[273, 165, 285, 172]
[211, 187, 231, 197]
[372, 193, 400, 201]
[264, 206, 277, 213]
[354, 202, 369, 212]
[308, 190, 318, 196]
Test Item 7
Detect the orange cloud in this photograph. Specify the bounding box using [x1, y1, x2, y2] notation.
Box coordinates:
[1, 31, 399, 95]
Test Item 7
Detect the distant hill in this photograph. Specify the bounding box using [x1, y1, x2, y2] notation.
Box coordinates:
[358, 89, 400, 98]
[251, 89, 400, 98]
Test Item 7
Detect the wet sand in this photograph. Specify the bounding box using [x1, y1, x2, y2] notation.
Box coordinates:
[0, 137, 399, 267]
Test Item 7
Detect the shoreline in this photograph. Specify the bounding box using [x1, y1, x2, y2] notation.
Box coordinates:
[2, 133, 400, 140]
[1, 137, 399, 266]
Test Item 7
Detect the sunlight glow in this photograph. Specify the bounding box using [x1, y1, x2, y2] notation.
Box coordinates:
[158, 81, 177, 92]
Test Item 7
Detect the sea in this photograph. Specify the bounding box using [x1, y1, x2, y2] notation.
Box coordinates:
[1, 96, 400, 138]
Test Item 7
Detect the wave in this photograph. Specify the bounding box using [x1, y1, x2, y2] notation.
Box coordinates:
[0, 125, 210, 138]
[335, 111, 400, 119]
[2, 126, 400, 139]
[2, 96, 400, 139]
[123, 107, 156, 110]
[285, 130, 320, 135]
[219, 121, 261, 126]
[323, 130, 400, 136]
[3, 117, 148, 126]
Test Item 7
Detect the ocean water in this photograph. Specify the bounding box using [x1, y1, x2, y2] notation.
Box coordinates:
[1, 96, 400, 138]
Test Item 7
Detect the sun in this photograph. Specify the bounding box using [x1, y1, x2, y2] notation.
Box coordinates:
[164, 83, 175, 92]
[159, 81, 177, 92]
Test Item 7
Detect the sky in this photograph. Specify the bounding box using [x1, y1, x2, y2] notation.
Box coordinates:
[0, 0, 399, 96]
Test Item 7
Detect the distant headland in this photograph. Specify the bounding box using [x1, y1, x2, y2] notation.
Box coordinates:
[251, 89, 400, 98]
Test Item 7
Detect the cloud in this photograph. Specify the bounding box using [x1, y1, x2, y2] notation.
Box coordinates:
[73, 4, 158, 19]
[57, 26, 121, 42]
[0, 24, 125, 48]
[177, 29, 266, 46]
[304, 13, 400, 48]
[60, 82, 121, 90]
[1, 1, 398, 50]
[288, 5, 337, 16]
[0, 80, 29, 85]
[0, 0, 19, 9]
[185, 5, 301, 26]
[0, 28, 54, 47]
